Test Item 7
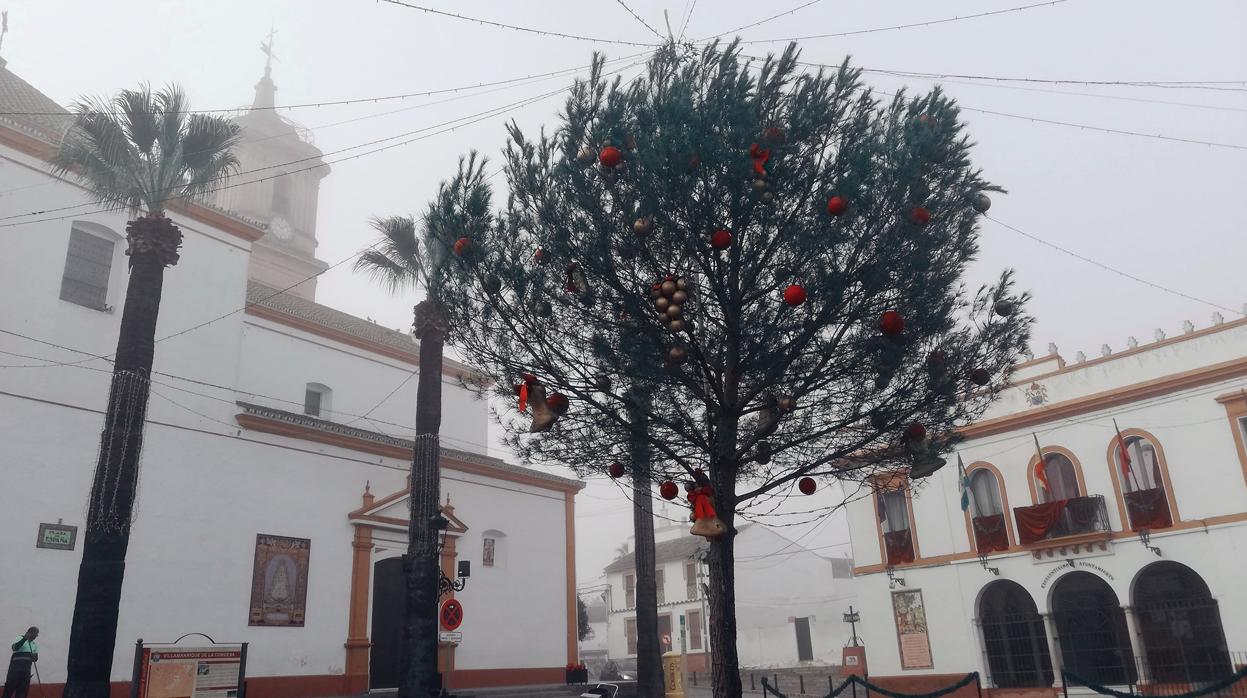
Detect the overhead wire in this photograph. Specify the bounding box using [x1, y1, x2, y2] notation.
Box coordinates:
[613, 0, 666, 42]
[734, 0, 1071, 44]
[376, 0, 662, 48]
[696, 0, 825, 42]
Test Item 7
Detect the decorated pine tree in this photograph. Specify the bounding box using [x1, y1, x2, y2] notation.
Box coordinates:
[422, 42, 1030, 698]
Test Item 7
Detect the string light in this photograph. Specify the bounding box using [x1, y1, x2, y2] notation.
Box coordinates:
[377, 0, 662, 48]
[613, 0, 666, 41]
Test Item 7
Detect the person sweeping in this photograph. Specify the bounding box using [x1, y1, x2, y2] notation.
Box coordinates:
[2, 627, 38, 698]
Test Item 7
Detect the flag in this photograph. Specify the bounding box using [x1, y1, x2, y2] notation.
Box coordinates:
[877, 490, 888, 527]
[1113, 418, 1133, 482]
[1033, 433, 1051, 497]
[957, 453, 972, 513]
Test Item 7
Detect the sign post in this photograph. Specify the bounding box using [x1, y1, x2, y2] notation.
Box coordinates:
[131, 634, 248, 698]
[679, 615, 689, 693]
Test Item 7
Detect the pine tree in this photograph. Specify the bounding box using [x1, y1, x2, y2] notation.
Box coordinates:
[429, 42, 1030, 698]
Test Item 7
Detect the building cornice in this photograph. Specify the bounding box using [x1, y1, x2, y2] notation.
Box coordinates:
[234, 401, 583, 494]
[962, 355, 1247, 441]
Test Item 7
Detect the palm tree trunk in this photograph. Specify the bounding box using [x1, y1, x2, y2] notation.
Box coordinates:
[627, 392, 665, 698]
[400, 300, 448, 698]
[65, 216, 181, 698]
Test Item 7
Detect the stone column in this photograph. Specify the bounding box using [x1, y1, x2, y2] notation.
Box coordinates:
[1042, 613, 1064, 687]
[1122, 606, 1150, 684]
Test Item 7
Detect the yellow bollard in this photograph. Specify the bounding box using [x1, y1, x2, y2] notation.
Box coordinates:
[663, 650, 686, 698]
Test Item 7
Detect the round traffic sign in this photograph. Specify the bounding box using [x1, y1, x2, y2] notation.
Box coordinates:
[440, 599, 464, 631]
[662, 633, 671, 645]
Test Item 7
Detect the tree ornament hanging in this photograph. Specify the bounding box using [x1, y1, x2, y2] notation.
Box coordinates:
[609, 462, 625, 479]
[761, 191, 776, 204]
[655, 296, 671, 312]
[711, 230, 733, 250]
[775, 395, 796, 413]
[910, 207, 932, 226]
[659, 480, 679, 500]
[879, 310, 905, 336]
[994, 299, 1016, 317]
[453, 236, 472, 256]
[576, 147, 595, 165]
[483, 275, 503, 295]
[669, 319, 686, 332]
[565, 262, 589, 295]
[599, 146, 622, 168]
[970, 368, 991, 386]
[973, 192, 992, 213]
[633, 217, 654, 236]
[668, 346, 688, 364]
[661, 278, 677, 295]
[748, 143, 771, 176]
[534, 248, 547, 266]
[752, 179, 769, 194]
[798, 477, 817, 495]
[688, 482, 726, 538]
[905, 422, 927, 443]
[826, 195, 848, 216]
[514, 373, 538, 413]
[546, 392, 570, 414]
[783, 284, 807, 307]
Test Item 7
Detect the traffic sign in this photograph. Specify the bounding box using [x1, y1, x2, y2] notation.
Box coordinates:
[440, 598, 464, 631]
[438, 631, 463, 644]
[662, 633, 671, 645]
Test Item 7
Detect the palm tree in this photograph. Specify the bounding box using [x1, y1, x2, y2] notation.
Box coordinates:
[51, 84, 240, 698]
[355, 154, 491, 698]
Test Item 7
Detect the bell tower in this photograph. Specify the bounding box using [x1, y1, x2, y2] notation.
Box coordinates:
[219, 32, 329, 300]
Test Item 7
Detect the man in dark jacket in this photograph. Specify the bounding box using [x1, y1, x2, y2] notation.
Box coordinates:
[1, 627, 38, 698]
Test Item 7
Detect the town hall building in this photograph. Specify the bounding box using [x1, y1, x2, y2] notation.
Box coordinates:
[0, 53, 582, 695]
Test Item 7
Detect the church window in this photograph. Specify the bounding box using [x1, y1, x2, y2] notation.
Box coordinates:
[59, 224, 117, 311]
[304, 383, 331, 418]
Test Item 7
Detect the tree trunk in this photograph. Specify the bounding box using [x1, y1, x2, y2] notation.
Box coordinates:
[628, 393, 665, 698]
[399, 300, 448, 698]
[707, 500, 743, 698]
[65, 216, 181, 698]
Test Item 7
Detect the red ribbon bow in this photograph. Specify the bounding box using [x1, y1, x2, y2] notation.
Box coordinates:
[515, 373, 538, 412]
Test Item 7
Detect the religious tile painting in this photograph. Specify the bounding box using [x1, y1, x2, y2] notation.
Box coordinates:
[891, 589, 933, 670]
[248, 534, 310, 627]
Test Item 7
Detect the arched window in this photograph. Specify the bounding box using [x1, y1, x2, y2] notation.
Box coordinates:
[304, 383, 332, 418]
[1051, 572, 1136, 686]
[1134, 562, 1231, 682]
[1036, 453, 1080, 502]
[968, 469, 1009, 553]
[1111, 433, 1174, 531]
[979, 580, 1053, 688]
[481, 529, 506, 569]
[875, 486, 915, 565]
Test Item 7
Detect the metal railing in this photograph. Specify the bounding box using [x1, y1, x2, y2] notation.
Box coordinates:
[1062, 653, 1247, 698]
[1014, 494, 1111, 544]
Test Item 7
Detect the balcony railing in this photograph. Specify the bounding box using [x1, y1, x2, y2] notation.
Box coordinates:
[1014, 495, 1111, 545]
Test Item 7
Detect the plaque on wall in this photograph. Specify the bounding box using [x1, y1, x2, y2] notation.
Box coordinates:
[36, 522, 78, 550]
[891, 589, 933, 670]
[248, 534, 311, 627]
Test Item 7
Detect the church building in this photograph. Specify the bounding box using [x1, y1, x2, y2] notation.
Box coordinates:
[0, 52, 582, 695]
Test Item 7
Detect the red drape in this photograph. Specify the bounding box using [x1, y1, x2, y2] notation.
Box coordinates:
[972, 514, 1010, 553]
[1125, 488, 1172, 531]
[1015, 500, 1067, 544]
[884, 529, 915, 565]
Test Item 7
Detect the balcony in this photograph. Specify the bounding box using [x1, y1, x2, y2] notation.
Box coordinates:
[1014, 495, 1111, 552]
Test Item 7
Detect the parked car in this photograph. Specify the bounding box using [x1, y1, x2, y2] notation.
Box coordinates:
[599, 658, 637, 681]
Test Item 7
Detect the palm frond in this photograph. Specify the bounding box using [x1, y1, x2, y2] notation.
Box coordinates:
[354, 215, 426, 293]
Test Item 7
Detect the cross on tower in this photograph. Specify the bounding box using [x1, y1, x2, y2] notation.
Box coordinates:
[260, 26, 278, 70]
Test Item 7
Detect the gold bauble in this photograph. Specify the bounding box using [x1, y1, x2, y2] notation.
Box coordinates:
[669, 346, 688, 363]
[672, 290, 688, 305]
[676, 277, 688, 291]
[661, 280, 677, 296]
[669, 319, 685, 332]
[576, 147, 594, 165]
[753, 179, 769, 193]
[634, 217, 654, 236]
[655, 297, 670, 312]
[666, 304, 683, 320]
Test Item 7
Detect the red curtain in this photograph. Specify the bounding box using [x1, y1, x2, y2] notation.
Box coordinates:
[973, 514, 1010, 553]
[1125, 488, 1172, 531]
[884, 529, 915, 565]
[1015, 500, 1066, 544]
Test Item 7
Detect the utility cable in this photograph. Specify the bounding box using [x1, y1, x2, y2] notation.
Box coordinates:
[377, 0, 662, 48]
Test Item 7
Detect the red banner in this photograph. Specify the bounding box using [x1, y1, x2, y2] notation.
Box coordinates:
[1015, 500, 1066, 544]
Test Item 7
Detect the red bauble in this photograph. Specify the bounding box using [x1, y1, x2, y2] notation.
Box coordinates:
[659, 481, 679, 500]
[826, 195, 848, 216]
[910, 207, 932, 226]
[783, 284, 807, 307]
[879, 310, 905, 336]
[599, 146, 622, 168]
[534, 248, 546, 265]
[905, 423, 927, 443]
[546, 392, 570, 414]
[798, 477, 817, 495]
[608, 462, 625, 479]
[711, 229, 733, 250]
[970, 368, 991, 386]
[453, 236, 471, 256]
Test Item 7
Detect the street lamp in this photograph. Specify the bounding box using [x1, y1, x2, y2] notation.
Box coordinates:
[432, 515, 469, 598]
[842, 607, 861, 647]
